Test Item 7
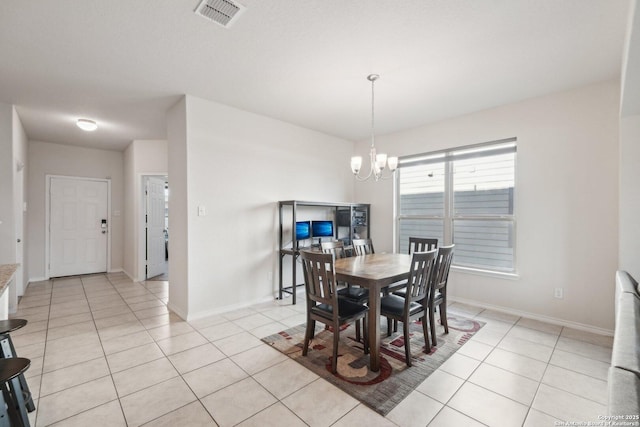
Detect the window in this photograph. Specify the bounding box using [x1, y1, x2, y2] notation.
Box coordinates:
[396, 138, 516, 273]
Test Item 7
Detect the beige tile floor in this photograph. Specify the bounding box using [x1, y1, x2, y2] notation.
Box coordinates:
[10, 272, 612, 426]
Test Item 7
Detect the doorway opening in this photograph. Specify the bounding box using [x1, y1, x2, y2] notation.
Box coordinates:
[142, 176, 168, 281]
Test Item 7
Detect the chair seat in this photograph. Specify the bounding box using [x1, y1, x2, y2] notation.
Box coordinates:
[393, 288, 428, 305]
[393, 288, 406, 298]
[0, 358, 30, 383]
[432, 292, 443, 304]
[338, 286, 369, 303]
[380, 294, 423, 317]
[312, 298, 369, 320]
[385, 280, 407, 294]
[0, 319, 27, 335]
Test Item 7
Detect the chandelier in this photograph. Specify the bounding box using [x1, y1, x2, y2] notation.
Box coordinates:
[350, 74, 398, 181]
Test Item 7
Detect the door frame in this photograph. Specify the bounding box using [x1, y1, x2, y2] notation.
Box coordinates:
[138, 174, 168, 281]
[45, 175, 112, 279]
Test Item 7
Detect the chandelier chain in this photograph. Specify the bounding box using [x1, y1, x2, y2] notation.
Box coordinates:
[371, 75, 375, 148]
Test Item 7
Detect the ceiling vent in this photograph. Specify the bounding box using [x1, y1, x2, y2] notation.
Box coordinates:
[195, 0, 246, 28]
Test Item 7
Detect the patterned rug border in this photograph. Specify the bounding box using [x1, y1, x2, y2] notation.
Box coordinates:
[261, 315, 484, 416]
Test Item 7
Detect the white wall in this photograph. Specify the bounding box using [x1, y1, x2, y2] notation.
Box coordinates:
[123, 140, 168, 280]
[0, 103, 14, 265]
[167, 95, 355, 320]
[167, 98, 189, 318]
[0, 104, 28, 312]
[27, 141, 124, 280]
[619, 1, 640, 279]
[619, 114, 640, 280]
[355, 80, 620, 332]
[12, 108, 27, 299]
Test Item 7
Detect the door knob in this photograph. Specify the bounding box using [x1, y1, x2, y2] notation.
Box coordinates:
[17, 239, 21, 243]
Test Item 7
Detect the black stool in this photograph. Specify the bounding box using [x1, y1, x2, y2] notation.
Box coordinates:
[0, 320, 35, 412]
[0, 357, 31, 427]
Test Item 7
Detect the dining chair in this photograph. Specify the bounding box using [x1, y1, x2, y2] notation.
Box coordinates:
[321, 240, 368, 342]
[386, 237, 437, 295]
[352, 238, 375, 255]
[428, 244, 455, 347]
[408, 237, 438, 254]
[393, 237, 436, 296]
[300, 251, 369, 373]
[379, 249, 437, 366]
[320, 240, 347, 259]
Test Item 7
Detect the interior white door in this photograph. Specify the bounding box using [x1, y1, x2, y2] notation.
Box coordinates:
[146, 177, 166, 279]
[49, 177, 108, 277]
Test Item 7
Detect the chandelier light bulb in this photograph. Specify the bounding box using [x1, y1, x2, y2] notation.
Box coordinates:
[351, 156, 363, 174]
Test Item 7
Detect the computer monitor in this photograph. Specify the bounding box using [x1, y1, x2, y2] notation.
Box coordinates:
[312, 220, 334, 238]
[295, 221, 311, 240]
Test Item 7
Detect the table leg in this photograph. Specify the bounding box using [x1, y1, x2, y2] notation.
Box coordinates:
[292, 254, 297, 305]
[368, 287, 381, 372]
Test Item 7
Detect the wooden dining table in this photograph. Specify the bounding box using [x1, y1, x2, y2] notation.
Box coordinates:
[334, 253, 412, 372]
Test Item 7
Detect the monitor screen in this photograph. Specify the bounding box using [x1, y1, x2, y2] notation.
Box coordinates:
[312, 220, 334, 237]
[295, 221, 311, 240]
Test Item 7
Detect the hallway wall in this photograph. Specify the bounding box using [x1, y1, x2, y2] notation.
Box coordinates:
[27, 141, 124, 280]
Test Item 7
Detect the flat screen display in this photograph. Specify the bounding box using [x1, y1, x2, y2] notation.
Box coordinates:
[312, 220, 334, 237]
[295, 221, 311, 240]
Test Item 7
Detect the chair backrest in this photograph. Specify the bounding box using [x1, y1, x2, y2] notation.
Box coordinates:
[404, 250, 438, 307]
[431, 245, 455, 295]
[321, 240, 347, 260]
[300, 250, 338, 308]
[408, 237, 438, 254]
[352, 239, 374, 256]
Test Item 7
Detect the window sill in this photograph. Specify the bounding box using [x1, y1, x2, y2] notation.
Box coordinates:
[451, 265, 520, 280]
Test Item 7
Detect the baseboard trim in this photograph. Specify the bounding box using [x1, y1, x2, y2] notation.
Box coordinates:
[115, 269, 137, 282]
[183, 295, 275, 322]
[167, 301, 188, 321]
[450, 295, 614, 336]
[27, 277, 47, 284]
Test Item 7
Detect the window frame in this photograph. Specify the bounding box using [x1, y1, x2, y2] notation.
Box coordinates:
[394, 138, 517, 275]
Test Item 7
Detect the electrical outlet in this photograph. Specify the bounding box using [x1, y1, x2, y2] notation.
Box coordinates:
[554, 288, 564, 299]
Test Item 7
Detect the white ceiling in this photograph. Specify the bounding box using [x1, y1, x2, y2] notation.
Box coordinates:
[0, 0, 633, 151]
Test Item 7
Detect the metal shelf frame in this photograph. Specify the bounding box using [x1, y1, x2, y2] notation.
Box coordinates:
[277, 200, 370, 304]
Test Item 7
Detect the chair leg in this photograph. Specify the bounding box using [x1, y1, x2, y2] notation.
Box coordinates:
[355, 320, 361, 342]
[1, 378, 28, 427]
[429, 305, 438, 347]
[386, 317, 392, 337]
[393, 319, 398, 333]
[310, 319, 317, 340]
[1, 334, 35, 413]
[422, 315, 431, 354]
[440, 301, 449, 334]
[403, 321, 412, 367]
[363, 315, 369, 355]
[9, 376, 29, 427]
[332, 322, 340, 374]
[303, 319, 314, 356]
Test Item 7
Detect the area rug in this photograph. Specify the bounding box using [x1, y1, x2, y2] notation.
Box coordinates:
[261, 316, 484, 416]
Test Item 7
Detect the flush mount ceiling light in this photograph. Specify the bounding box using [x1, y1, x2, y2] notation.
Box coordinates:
[350, 74, 398, 182]
[76, 119, 97, 131]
